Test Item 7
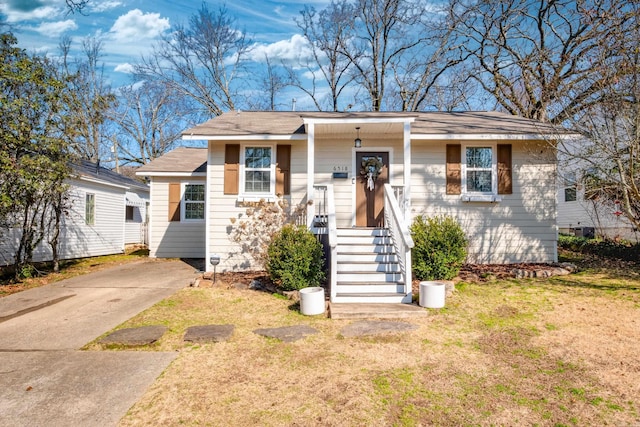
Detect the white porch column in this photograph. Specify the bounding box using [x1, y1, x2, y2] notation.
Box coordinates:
[403, 121, 412, 220]
[306, 121, 315, 226]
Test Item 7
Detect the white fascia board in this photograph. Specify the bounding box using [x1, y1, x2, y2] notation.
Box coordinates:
[411, 133, 562, 141]
[182, 134, 307, 141]
[135, 171, 207, 177]
[303, 117, 416, 125]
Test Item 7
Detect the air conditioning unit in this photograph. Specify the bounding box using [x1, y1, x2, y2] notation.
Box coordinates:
[573, 227, 595, 239]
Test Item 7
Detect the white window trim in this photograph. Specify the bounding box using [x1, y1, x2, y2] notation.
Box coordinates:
[562, 171, 578, 203]
[85, 192, 95, 225]
[239, 144, 276, 202]
[461, 143, 502, 203]
[181, 182, 205, 222]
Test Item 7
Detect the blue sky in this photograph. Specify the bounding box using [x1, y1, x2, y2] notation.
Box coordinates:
[2, 0, 327, 88]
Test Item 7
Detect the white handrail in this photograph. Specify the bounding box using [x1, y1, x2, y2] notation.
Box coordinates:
[384, 184, 414, 299]
[384, 184, 414, 250]
[326, 184, 337, 248]
[326, 184, 337, 301]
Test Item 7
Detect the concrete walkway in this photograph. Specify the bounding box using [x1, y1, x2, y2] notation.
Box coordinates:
[0, 259, 196, 427]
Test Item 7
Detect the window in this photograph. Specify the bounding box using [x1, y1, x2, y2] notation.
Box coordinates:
[563, 172, 577, 202]
[85, 193, 95, 225]
[465, 147, 494, 193]
[447, 144, 511, 200]
[225, 144, 290, 197]
[242, 146, 274, 195]
[126, 205, 135, 221]
[183, 183, 205, 221]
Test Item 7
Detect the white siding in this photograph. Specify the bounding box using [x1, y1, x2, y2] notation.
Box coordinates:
[207, 140, 307, 271]
[148, 177, 206, 259]
[411, 140, 557, 264]
[1, 178, 127, 265]
[557, 188, 638, 242]
[314, 134, 404, 227]
[124, 190, 149, 244]
[145, 135, 559, 272]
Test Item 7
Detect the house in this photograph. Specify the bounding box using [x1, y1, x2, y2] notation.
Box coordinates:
[557, 168, 638, 242]
[137, 111, 559, 303]
[0, 160, 149, 266]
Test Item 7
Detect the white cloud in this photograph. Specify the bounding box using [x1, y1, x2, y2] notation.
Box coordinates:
[114, 63, 135, 74]
[109, 9, 170, 41]
[33, 19, 77, 36]
[249, 34, 312, 64]
[0, 5, 61, 23]
[90, 1, 122, 13]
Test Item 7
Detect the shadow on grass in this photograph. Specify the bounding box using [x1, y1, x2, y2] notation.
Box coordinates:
[546, 274, 640, 293]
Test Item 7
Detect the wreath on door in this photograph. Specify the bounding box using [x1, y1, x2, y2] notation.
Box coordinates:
[360, 157, 383, 191]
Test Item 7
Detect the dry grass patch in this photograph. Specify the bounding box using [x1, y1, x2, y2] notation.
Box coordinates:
[0, 247, 149, 297]
[112, 267, 639, 426]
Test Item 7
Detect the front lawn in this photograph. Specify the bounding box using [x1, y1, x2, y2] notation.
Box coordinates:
[102, 252, 639, 426]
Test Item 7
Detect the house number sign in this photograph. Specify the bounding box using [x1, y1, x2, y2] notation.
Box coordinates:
[333, 166, 349, 172]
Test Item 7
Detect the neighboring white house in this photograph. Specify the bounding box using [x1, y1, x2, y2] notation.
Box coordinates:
[557, 168, 638, 242]
[0, 160, 149, 266]
[137, 111, 560, 304]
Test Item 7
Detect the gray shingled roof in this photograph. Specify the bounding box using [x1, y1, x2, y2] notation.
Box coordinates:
[74, 160, 149, 192]
[136, 147, 207, 174]
[183, 111, 559, 137]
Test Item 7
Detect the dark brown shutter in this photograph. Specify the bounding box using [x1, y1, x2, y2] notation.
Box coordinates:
[497, 144, 513, 195]
[224, 144, 240, 195]
[446, 144, 461, 195]
[168, 183, 181, 222]
[276, 145, 291, 196]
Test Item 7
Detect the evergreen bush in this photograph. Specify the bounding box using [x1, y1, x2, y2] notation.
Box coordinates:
[558, 233, 640, 261]
[410, 215, 468, 281]
[266, 224, 326, 291]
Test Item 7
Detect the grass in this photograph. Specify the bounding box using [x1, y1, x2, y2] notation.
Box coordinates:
[7, 247, 639, 425]
[95, 251, 640, 426]
[0, 247, 149, 297]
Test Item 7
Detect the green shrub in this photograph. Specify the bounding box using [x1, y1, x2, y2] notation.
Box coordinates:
[266, 224, 326, 291]
[410, 215, 468, 281]
[558, 233, 640, 261]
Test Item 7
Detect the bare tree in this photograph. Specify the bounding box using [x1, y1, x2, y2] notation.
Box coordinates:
[59, 35, 115, 161]
[108, 80, 194, 166]
[248, 55, 290, 111]
[342, 0, 425, 111]
[295, 1, 357, 111]
[137, 4, 252, 117]
[296, 0, 461, 112]
[448, 0, 634, 123]
[65, 0, 89, 14]
[556, 5, 640, 229]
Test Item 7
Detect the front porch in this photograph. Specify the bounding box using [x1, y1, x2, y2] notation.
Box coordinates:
[300, 115, 416, 305]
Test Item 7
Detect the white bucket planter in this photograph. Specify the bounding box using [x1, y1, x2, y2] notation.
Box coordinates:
[299, 287, 325, 315]
[419, 281, 446, 308]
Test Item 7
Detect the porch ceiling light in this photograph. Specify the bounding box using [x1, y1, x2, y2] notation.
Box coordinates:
[354, 127, 362, 148]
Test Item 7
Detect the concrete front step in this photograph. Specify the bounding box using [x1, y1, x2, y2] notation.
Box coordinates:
[329, 302, 427, 319]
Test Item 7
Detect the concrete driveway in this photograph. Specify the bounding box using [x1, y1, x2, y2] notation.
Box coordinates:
[0, 259, 197, 426]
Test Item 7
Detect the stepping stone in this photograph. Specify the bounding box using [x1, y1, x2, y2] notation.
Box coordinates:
[340, 320, 418, 338]
[99, 325, 167, 346]
[253, 325, 319, 343]
[184, 324, 234, 343]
